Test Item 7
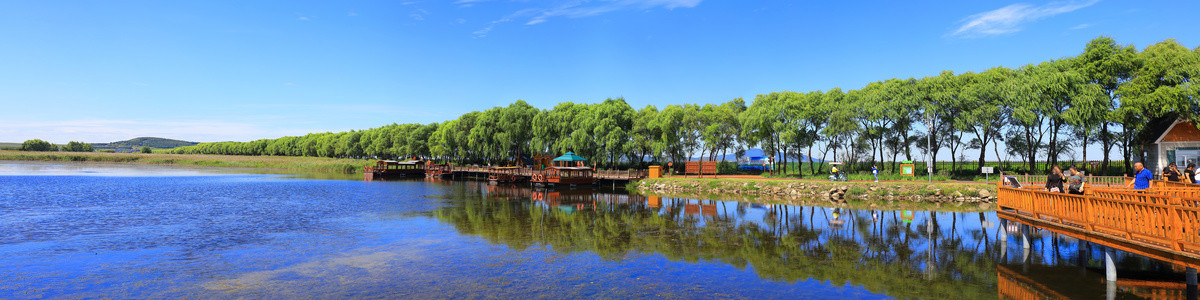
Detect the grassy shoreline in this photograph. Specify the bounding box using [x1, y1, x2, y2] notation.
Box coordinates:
[0, 150, 374, 174]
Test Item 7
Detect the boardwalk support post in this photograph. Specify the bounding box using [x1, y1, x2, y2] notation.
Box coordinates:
[1105, 248, 1117, 282]
[999, 219, 1008, 244]
[1021, 224, 1031, 250]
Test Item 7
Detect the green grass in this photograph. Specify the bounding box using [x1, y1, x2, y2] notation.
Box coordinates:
[0, 150, 376, 174]
[752, 160, 1134, 179]
[846, 186, 867, 196]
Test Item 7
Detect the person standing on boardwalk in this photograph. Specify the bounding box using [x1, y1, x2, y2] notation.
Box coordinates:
[1128, 162, 1153, 190]
[1164, 163, 1183, 182]
[872, 165, 879, 182]
[1186, 163, 1197, 184]
[1067, 166, 1085, 195]
[1045, 166, 1065, 193]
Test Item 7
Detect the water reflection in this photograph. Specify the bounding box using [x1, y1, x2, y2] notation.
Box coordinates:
[1, 163, 1191, 299]
[433, 182, 1001, 299]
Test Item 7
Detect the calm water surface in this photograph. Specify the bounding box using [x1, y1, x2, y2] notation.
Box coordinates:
[0, 162, 1187, 299]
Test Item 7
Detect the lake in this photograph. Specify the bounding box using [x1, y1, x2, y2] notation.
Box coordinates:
[0, 162, 1187, 299]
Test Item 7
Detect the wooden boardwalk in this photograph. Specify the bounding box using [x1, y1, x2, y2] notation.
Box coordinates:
[445, 166, 647, 181]
[996, 185, 1200, 269]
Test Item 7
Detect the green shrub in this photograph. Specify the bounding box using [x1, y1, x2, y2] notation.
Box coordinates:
[20, 139, 56, 151]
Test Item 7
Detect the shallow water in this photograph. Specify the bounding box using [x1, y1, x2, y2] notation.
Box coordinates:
[0, 162, 1187, 299]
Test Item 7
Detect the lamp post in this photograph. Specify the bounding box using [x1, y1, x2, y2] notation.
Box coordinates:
[925, 112, 933, 183]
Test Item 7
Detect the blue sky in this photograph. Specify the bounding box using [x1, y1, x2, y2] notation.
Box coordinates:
[1, 0, 1197, 148]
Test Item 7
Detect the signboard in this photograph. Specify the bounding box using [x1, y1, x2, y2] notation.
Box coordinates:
[981, 167, 994, 174]
[900, 164, 915, 176]
[1089, 161, 1101, 166]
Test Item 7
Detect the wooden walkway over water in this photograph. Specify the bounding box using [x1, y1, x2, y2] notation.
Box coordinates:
[997, 177, 1200, 298]
[366, 162, 648, 183]
[443, 166, 648, 181]
[997, 184, 1200, 269]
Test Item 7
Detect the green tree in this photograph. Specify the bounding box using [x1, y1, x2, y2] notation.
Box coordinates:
[1076, 36, 1138, 174]
[62, 141, 94, 152]
[20, 139, 56, 151]
[1118, 39, 1200, 166]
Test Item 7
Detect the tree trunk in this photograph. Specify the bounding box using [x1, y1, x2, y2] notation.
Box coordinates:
[807, 146, 816, 175]
[1101, 123, 1113, 175]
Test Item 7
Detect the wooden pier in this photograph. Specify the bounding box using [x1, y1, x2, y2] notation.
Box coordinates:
[364, 161, 648, 183]
[997, 185, 1200, 269]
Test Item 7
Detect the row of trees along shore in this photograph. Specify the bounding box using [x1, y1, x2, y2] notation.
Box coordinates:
[12, 139, 94, 152]
[168, 37, 1199, 177]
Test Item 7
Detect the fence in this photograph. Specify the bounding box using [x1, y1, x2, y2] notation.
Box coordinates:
[998, 186, 1200, 254]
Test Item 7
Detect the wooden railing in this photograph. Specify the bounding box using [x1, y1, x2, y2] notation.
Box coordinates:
[447, 166, 647, 180]
[1153, 180, 1200, 189]
[1003, 175, 1129, 190]
[997, 186, 1200, 254]
[1091, 175, 1133, 187]
[594, 169, 648, 180]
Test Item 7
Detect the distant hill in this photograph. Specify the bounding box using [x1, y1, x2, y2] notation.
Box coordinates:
[92, 137, 198, 151]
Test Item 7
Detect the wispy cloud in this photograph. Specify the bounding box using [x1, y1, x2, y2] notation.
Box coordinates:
[472, 0, 701, 37]
[950, 0, 1099, 38]
[1071, 23, 1091, 30]
[410, 8, 430, 21]
[297, 16, 310, 21]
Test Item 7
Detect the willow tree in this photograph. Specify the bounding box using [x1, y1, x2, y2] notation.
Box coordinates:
[914, 71, 963, 173]
[497, 100, 539, 163]
[629, 105, 661, 166]
[469, 108, 502, 162]
[959, 67, 1015, 171]
[1117, 39, 1200, 169]
[590, 98, 635, 167]
[741, 92, 789, 172]
[1077, 36, 1138, 174]
[700, 98, 745, 163]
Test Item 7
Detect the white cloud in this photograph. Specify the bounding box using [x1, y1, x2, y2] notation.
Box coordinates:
[1071, 23, 1091, 30]
[472, 0, 701, 37]
[297, 16, 310, 21]
[951, 0, 1099, 38]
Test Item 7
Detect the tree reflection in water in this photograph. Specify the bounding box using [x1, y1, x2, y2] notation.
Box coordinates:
[431, 182, 1001, 299]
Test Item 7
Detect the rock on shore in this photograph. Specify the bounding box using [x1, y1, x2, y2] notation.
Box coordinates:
[634, 179, 996, 205]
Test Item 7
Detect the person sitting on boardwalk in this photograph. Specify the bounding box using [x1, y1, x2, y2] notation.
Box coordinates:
[1045, 166, 1065, 193]
[1067, 166, 1085, 195]
[1164, 163, 1183, 182]
[1128, 162, 1153, 190]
